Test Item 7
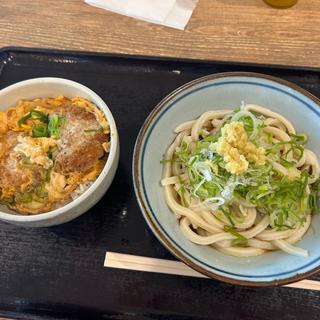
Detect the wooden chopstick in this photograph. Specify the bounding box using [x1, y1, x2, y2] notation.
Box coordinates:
[105, 252, 207, 278]
[104, 252, 320, 290]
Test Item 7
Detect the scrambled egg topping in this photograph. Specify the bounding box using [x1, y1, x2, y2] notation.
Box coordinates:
[14, 136, 57, 169]
[213, 122, 266, 175]
[0, 112, 7, 134]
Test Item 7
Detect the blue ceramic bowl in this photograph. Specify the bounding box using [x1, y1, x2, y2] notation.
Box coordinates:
[133, 72, 320, 286]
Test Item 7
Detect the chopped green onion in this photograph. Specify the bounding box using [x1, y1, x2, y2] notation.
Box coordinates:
[271, 209, 293, 230]
[84, 129, 100, 133]
[179, 185, 188, 207]
[32, 123, 49, 137]
[221, 207, 235, 227]
[30, 110, 48, 123]
[35, 186, 48, 200]
[0, 196, 14, 205]
[289, 133, 308, 144]
[223, 225, 248, 247]
[309, 181, 320, 215]
[280, 158, 295, 168]
[38, 168, 51, 182]
[15, 192, 33, 203]
[17, 113, 32, 126]
[48, 114, 65, 138]
[202, 134, 219, 143]
[241, 116, 254, 133]
[47, 149, 53, 160]
[233, 107, 241, 113]
[300, 170, 309, 197]
[18, 109, 50, 139]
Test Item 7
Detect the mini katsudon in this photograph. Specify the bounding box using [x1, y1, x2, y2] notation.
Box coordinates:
[0, 96, 110, 214]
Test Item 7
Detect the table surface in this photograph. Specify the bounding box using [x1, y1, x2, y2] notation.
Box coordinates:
[1, 0, 320, 68]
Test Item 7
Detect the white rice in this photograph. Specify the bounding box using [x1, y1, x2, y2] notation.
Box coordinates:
[71, 181, 94, 200]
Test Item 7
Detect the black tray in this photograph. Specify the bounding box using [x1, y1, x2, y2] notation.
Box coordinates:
[1, 48, 320, 320]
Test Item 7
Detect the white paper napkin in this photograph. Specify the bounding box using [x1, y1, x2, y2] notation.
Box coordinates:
[85, 0, 198, 30]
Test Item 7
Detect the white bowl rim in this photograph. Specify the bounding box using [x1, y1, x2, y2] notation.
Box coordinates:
[0, 77, 118, 222]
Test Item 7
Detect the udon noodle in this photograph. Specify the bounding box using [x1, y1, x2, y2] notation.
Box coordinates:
[161, 104, 320, 257]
